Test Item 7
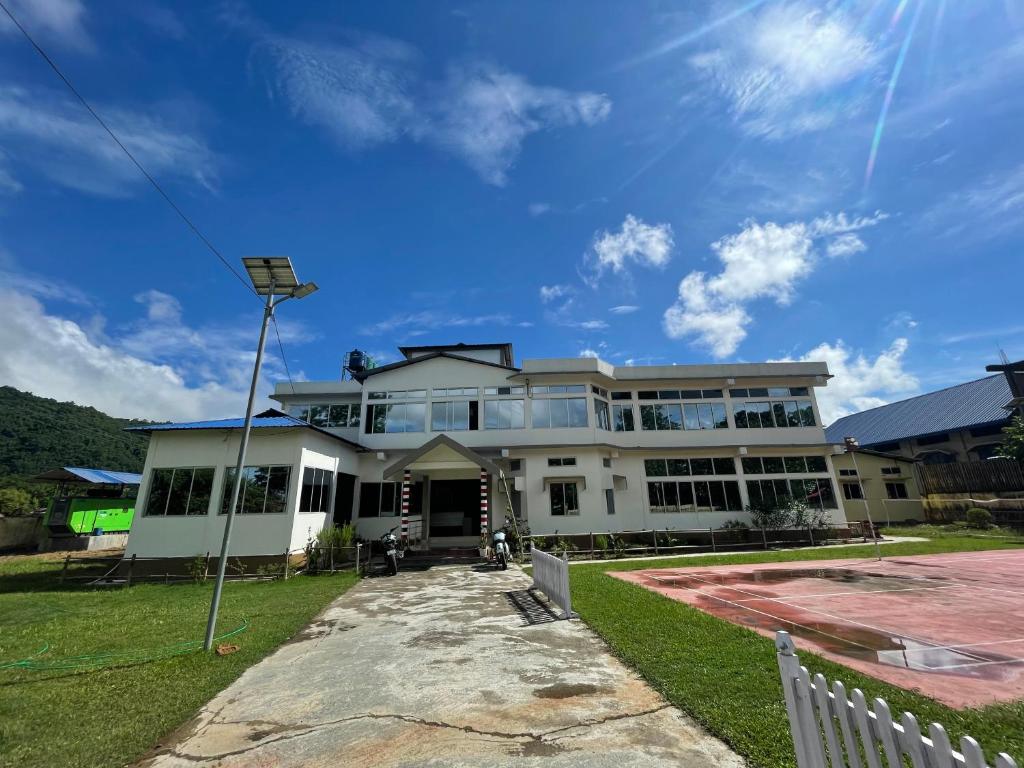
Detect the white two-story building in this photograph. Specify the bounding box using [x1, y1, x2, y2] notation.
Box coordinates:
[124, 342, 848, 562]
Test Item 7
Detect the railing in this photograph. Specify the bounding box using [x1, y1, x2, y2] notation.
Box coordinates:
[776, 630, 1018, 768]
[530, 548, 577, 619]
[918, 459, 1024, 495]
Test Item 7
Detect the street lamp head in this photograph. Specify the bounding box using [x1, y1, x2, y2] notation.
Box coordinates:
[291, 281, 319, 299]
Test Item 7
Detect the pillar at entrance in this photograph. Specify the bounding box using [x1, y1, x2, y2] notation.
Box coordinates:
[401, 469, 411, 543]
[479, 470, 489, 538]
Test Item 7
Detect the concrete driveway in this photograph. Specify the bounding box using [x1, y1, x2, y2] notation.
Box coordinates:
[139, 565, 743, 767]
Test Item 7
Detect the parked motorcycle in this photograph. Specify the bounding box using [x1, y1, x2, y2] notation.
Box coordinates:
[493, 529, 510, 570]
[381, 526, 402, 575]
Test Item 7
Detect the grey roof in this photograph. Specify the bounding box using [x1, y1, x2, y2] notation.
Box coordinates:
[824, 374, 1013, 447]
[353, 351, 520, 380]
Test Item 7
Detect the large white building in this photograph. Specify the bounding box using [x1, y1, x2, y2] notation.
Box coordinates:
[125, 342, 848, 561]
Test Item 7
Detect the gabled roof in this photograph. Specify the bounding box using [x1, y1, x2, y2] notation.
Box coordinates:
[824, 374, 1013, 447]
[383, 434, 502, 479]
[32, 467, 142, 485]
[399, 342, 514, 367]
[125, 409, 363, 448]
[353, 351, 520, 381]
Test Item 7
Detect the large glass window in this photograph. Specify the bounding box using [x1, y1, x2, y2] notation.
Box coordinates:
[742, 456, 829, 474]
[644, 457, 736, 476]
[431, 400, 477, 431]
[886, 482, 909, 499]
[532, 384, 586, 394]
[640, 402, 726, 431]
[550, 482, 580, 516]
[532, 398, 588, 428]
[594, 399, 611, 430]
[842, 482, 864, 500]
[612, 404, 634, 431]
[358, 482, 403, 517]
[648, 480, 742, 513]
[144, 467, 215, 516]
[484, 399, 525, 429]
[299, 467, 333, 513]
[733, 399, 816, 428]
[220, 465, 291, 514]
[366, 403, 426, 433]
[745, 478, 836, 510]
[294, 403, 361, 428]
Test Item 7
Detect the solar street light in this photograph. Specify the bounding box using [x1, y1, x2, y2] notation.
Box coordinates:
[204, 257, 317, 652]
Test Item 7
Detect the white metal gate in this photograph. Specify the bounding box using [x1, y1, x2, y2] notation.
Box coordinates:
[530, 548, 577, 619]
[776, 631, 1018, 768]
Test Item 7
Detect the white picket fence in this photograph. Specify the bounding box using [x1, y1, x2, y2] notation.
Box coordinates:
[530, 548, 577, 619]
[776, 631, 1019, 768]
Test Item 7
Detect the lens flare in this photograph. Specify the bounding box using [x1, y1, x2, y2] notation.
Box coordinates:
[864, 0, 927, 191]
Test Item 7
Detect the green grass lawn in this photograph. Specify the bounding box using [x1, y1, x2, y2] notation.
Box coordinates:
[0, 553, 358, 768]
[570, 530, 1024, 768]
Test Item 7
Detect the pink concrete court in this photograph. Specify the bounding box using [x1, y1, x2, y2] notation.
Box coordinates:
[613, 549, 1024, 709]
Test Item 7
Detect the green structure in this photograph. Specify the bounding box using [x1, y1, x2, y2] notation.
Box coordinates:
[34, 467, 142, 535]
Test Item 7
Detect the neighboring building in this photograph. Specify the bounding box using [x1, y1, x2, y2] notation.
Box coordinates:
[824, 375, 1014, 464]
[124, 342, 850, 561]
[830, 450, 924, 525]
[32, 466, 142, 552]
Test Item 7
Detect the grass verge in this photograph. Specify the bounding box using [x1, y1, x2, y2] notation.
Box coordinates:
[0, 552, 358, 768]
[570, 532, 1024, 768]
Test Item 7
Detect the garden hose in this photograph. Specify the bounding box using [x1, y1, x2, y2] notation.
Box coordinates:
[0, 619, 249, 671]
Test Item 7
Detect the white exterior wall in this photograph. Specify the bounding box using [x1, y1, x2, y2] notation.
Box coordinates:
[126, 428, 358, 559]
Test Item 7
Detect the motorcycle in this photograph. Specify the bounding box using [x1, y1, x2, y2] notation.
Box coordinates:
[381, 526, 403, 575]
[493, 529, 510, 570]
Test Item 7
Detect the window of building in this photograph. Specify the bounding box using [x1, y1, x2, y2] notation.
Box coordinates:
[647, 480, 742, 513]
[973, 443, 1002, 460]
[880, 466, 902, 476]
[531, 397, 588, 428]
[294, 403, 361, 428]
[299, 467, 333, 513]
[916, 451, 956, 465]
[745, 478, 837, 510]
[915, 433, 949, 447]
[508, 459, 522, 472]
[730, 386, 809, 398]
[431, 400, 478, 431]
[368, 390, 426, 400]
[742, 456, 828, 474]
[592, 385, 609, 398]
[531, 384, 586, 394]
[357, 482, 422, 518]
[366, 403, 426, 433]
[144, 467, 215, 516]
[547, 457, 577, 467]
[550, 482, 580, 516]
[873, 442, 900, 452]
[220, 466, 291, 514]
[886, 482, 909, 499]
[640, 402, 727, 431]
[644, 458, 735, 476]
[483, 386, 525, 396]
[970, 423, 1006, 438]
[637, 388, 724, 400]
[594, 398, 611, 430]
[610, 391, 633, 400]
[605, 488, 616, 515]
[612, 404, 635, 432]
[842, 482, 864, 500]
[432, 387, 479, 397]
[483, 399, 525, 430]
[602, 457, 612, 468]
[838, 468, 858, 477]
[733, 400, 815, 428]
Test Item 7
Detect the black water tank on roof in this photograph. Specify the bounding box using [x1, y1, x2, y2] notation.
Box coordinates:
[347, 349, 366, 373]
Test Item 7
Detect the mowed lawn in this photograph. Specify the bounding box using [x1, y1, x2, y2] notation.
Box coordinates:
[0, 553, 357, 768]
[570, 530, 1024, 768]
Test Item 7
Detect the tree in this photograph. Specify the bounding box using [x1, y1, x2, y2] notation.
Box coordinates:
[995, 415, 1024, 462]
[0, 487, 35, 516]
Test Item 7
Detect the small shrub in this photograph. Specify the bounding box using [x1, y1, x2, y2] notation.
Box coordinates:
[720, 519, 749, 530]
[594, 533, 609, 553]
[965, 507, 993, 529]
[187, 554, 207, 584]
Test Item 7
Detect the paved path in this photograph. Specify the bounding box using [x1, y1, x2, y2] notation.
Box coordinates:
[139, 565, 743, 767]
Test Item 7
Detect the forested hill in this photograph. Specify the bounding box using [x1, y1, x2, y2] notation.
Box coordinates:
[0, 386, 151, 483]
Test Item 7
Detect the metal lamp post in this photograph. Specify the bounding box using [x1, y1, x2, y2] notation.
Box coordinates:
[845, 436, 882, 562]
[203, 257, 318, 652]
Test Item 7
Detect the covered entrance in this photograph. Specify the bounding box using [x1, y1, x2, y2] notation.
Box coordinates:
[384, 434, 502, 549]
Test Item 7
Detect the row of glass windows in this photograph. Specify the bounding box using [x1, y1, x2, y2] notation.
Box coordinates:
[639, 403, 729, 431]
[637, 388, 724, 400]
[644, 457, 736, 476]
[844, 481, 910, 500]
[741, 456, 828, 475]
[746, 478, 837, 510]
[294, 403, 361, 429]
[729, 387, 809, 398]
[648, 480, 744, 513]
[145, 465, 330, 517]
[733, 400, 816, 429]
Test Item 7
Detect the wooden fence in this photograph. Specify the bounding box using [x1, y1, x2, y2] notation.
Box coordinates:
[776, 631, 1018, 768]
[918, 460, 1024, 495]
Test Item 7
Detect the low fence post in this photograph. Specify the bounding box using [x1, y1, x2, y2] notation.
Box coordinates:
[776, 631, 824, 768]
[710, 527, 716, 553]
[203, 551, 210, 582]
[807, 525, 814, 547]
[329, 545, 335, 573]
[589, 532, 595, 560]
[761, 527, 769, 550]
[652, 529, 659, 555]
[355, 542, 362, 576]
[283, 549, 289, 580]
[126, 553, 136, 588]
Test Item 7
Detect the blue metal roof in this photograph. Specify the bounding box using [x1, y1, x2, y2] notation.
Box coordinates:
[825, 374, 1013, 447]
[127, 415, 308, 433]
[65, 467, 143, 485]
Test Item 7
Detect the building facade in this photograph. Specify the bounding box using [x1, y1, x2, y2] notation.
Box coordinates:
[123, 343, 850, 559]
[830, 450, 924, 525]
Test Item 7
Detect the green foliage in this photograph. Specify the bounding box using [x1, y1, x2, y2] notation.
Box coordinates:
[746, 498, 794, 530]
[594, 533, 609, 552]
[186, 554, 207, 584]
[0, 386, 152, 500]
[965, 507, 994, 529]
[720, 519, 750, 531]
[996, 415, 1024, 462]
[0, 553, 357, 768]
[0, 487, 35, 516]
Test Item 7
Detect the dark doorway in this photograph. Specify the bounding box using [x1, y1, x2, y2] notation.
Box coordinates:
[334, 472, 357, 526]
[429, 479, 480, 537]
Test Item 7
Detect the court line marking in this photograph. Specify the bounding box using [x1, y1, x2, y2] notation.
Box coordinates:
[928, 657, 1024, 671]
[877, 637, 1024, 654]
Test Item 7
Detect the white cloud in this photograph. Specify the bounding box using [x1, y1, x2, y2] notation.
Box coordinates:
[256, 32, 610, 186]
[0, 0, 90, 50]
[923, 163, 1024, 241]
[825, 233, 866, 258]
[578, 348, 600, 359]
[575, 319, 608, 331]
[0, 151, 22, 194]
[585, 214, 674, 285]
[539, 284, 572, 303]
[528, 202, 551, 216]
[772, 338, 918, 425]
[0, 86, 218, 196]
[609, 305, 639, 314]
[663, 211, 885, 357]
[690, 3, 879, 138]
[358, 310, 519, 336]
[0, 285, 299, 422]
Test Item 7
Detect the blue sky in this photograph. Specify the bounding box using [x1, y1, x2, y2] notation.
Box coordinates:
[0, 0, 1022, 424]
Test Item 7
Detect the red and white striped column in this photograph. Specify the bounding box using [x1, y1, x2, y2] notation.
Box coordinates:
[479, 469, 489, 537]
[401, 469, 411, 543]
